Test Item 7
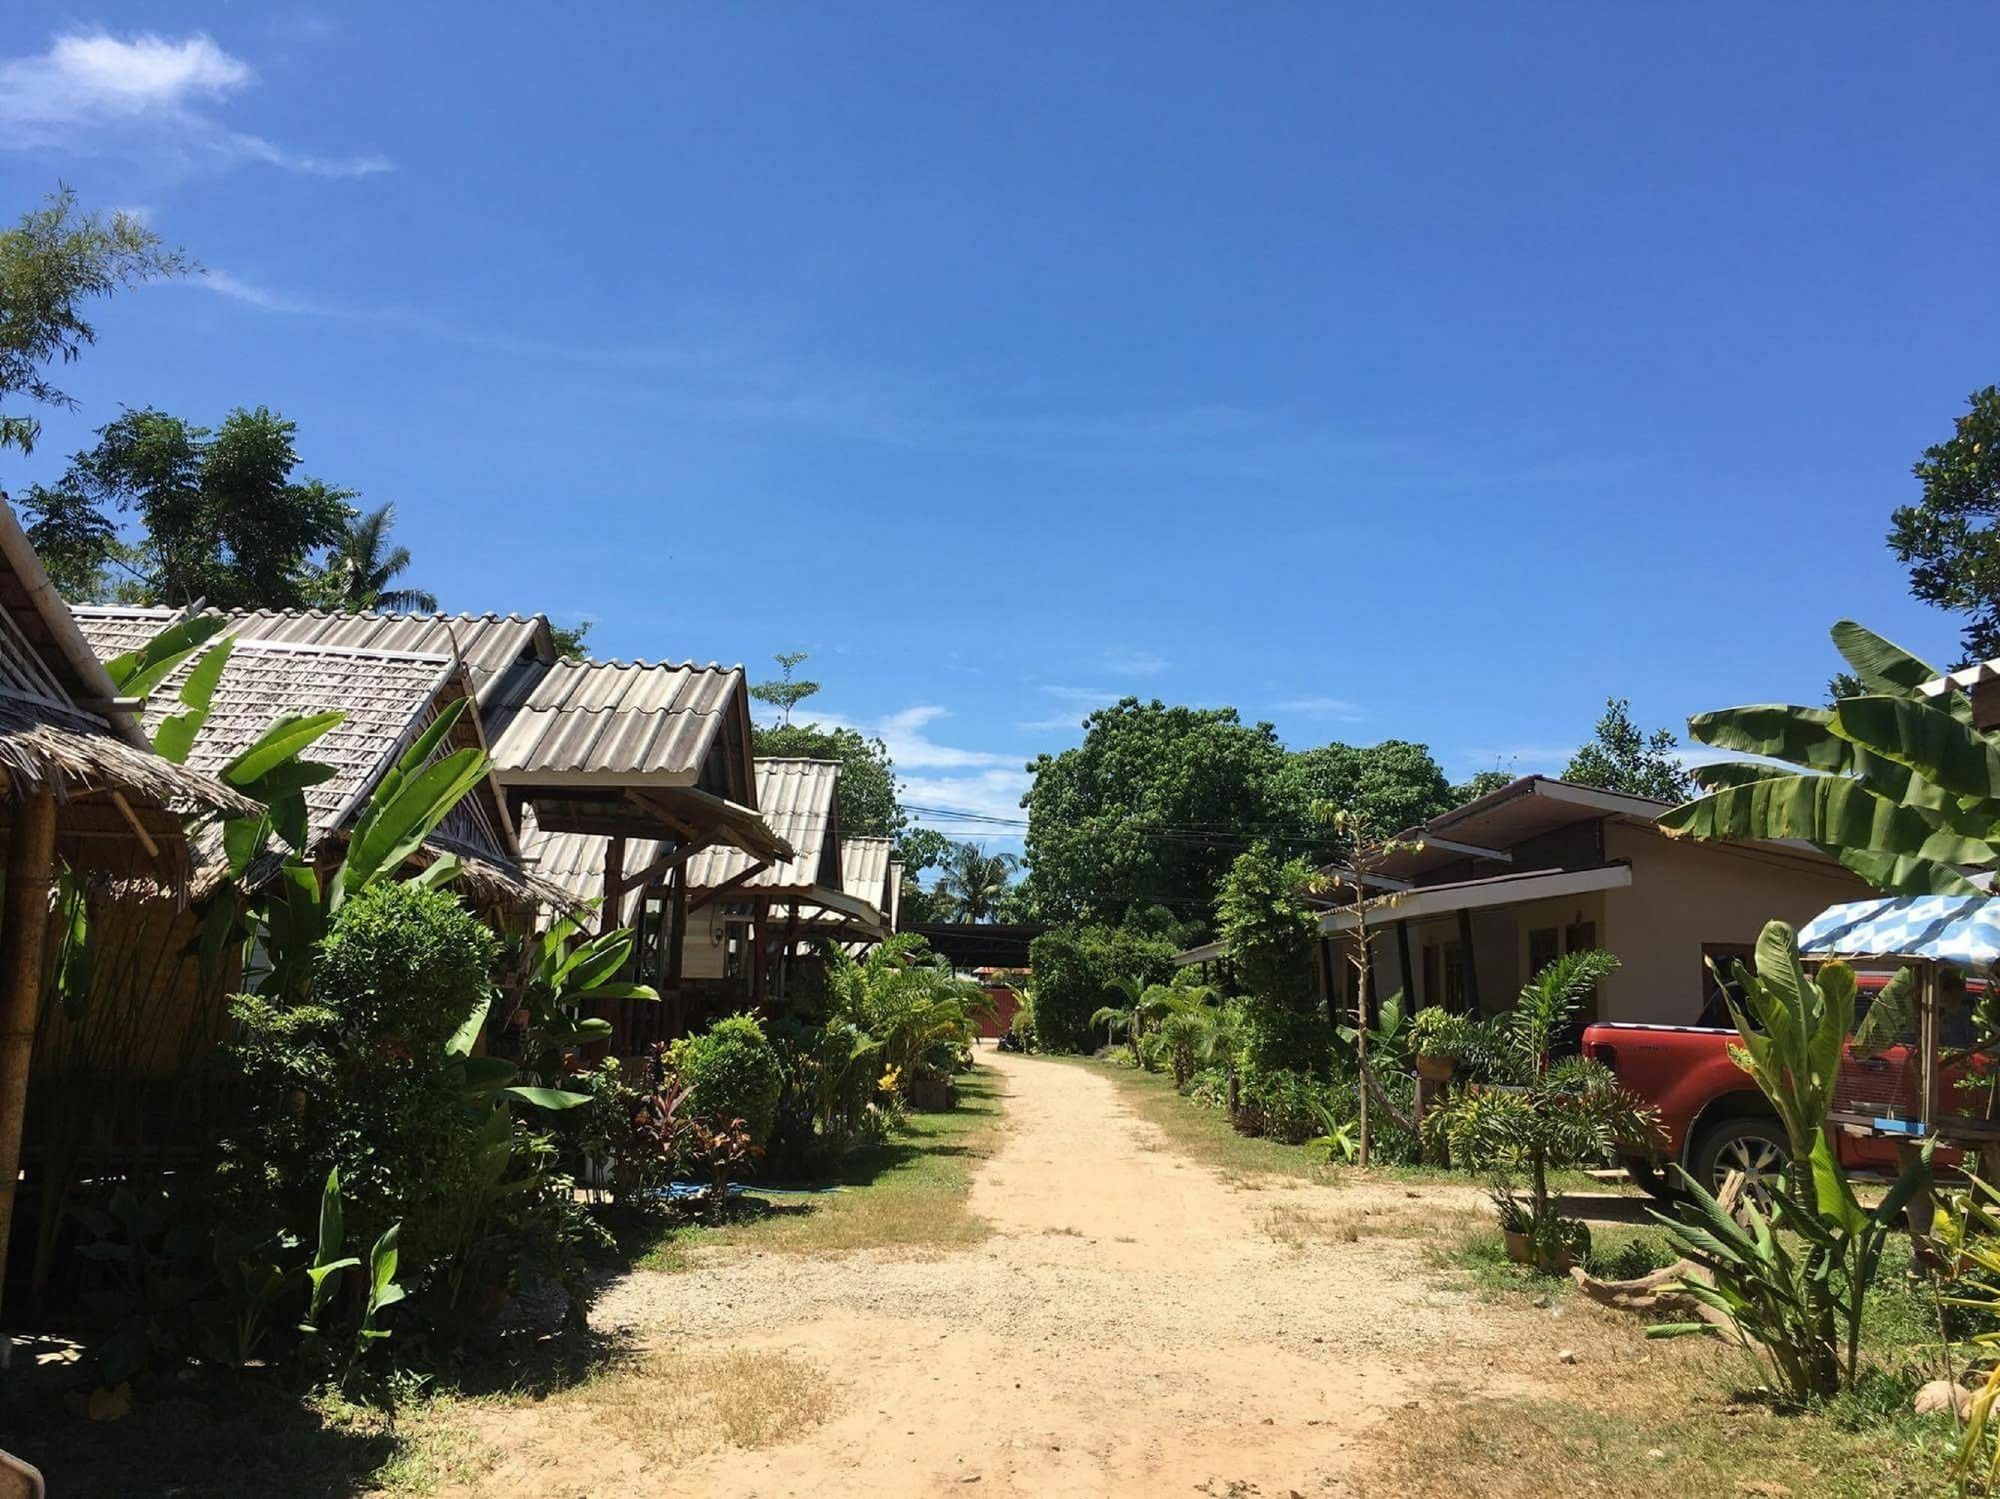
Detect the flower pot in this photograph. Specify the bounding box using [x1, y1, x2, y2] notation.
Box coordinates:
[1503, 1229, 1532, 1265]
[1416, 1055, 1456, 1082]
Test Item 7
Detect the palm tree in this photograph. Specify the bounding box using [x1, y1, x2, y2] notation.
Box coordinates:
[933, 842, 1019, 923]
[326, 503, 437, 612]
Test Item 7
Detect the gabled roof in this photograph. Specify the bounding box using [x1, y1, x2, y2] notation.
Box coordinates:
[841, 836, 896, 914]
[483, 659, 754, 800]
[514, 806, 661, 926]
[683, 758, 842, 896]
[71, 606, 557, 709]
[0, 503, 254, 848]
[137, 637, 528, 894]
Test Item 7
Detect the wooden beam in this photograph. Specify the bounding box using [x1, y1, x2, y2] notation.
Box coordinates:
[1418, 834, 1512, 863]
[108, 790, 161, 862]
[0, 789, 58, 1348]
[687, 863, 762, 914]
[618, 836, 712, 899]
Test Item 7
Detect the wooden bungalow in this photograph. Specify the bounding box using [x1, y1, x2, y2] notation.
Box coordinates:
[677, 758, 888, 1007]
[0, 504, 254, 1334]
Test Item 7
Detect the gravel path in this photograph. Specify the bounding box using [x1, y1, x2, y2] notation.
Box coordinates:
[466, 1048, 1509, 1497]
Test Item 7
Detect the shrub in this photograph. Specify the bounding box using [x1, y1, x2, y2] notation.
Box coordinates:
[1028, 924, 1176, 1054]
[1009, 992, 1037, 1051]
[673, 1014, 783, 1148]
[1218, 847, 1333, 1079]
[1236, 1069, 1353, 1145]
[205, 881, 601, 1367]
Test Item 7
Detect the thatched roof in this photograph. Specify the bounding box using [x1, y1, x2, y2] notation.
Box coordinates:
[0, 503, 259, 882]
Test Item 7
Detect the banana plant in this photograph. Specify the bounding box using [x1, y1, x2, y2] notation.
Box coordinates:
[1660, 619, 2000, 892]
[518, 912, 659, 1068]
[448, 990, 589, 1112]
[1710, 921, 1853, 1169]
[1648, 1136, 1931, 1402]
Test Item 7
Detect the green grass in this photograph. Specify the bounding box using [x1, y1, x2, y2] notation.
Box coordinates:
[1394, 1195, 1966, 1498]
[1055, 1051, 1622, 1196]
[633, 1065, 1005, 1267]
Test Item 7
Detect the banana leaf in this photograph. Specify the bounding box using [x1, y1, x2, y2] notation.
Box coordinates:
[1660, 772, 2000, 874]
[104, 614, 230, 700]
[1830, 619, 1943, 696]
[1832, 696, 2000, 809]
[153, 638, 234, 764]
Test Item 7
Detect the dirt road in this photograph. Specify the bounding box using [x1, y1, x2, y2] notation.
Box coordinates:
[468, 1049, 1508, 1497]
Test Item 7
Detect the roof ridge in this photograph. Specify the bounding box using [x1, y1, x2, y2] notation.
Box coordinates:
[569, 657, 737, 672]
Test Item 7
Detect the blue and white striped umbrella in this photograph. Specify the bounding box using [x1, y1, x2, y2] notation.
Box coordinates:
[1798, 895, 2000, 966]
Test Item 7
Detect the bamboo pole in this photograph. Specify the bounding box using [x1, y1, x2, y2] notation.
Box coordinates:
[0, 789, 58, 1351]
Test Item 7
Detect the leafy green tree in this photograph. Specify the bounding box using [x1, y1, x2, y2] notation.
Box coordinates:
[1888, 386, 2000, 661]
[1275, 739, 1456, 858]
[21, 406, 353, 607]
[1023, 698, 1288, 928]
[1, 187, 189, 461]
[548, 619, 592, 660]
[932, 842, 1019, 923]
[753, 721, 905, 844]
[321, 502, 436, 612]
[1451, 768, 1514, 804]
[750, 650, 821, 727]
[1216, 844, 1332, 1079]
[1563, 696, 1693, 802]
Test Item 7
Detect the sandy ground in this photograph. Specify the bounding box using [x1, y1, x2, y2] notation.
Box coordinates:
[457, 1049, 1517, 1498]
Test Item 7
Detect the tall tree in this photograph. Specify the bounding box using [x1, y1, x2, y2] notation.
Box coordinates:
[750, 650, 821, 727]
[322, 502, 437, 612]
[548, 618, 593, 660]
[754, 721, 906, 844]
[933, 842, 1020, 923]
[1275, 739, 1456, 857]
[1887, 386, 2000, 662]
[1022, 698, 1288, 928]
[1, 187, 188, 461]
[1562, 697, 1693, 803]
[20, 406, 353, 607]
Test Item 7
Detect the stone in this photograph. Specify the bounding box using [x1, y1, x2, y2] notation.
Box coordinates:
[1557, 1349, 1578, 1364]
[1915, 1380, 1974, 1419]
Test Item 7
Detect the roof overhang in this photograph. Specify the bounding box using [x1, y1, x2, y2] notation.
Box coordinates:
[1319, 861, 1634, 933]
[1174, 940, 1225, 966]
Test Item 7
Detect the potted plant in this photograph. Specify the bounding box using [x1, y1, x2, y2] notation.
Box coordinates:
[1410, 1007, 1468, 1081]
[1426, 950, 1658, 1276]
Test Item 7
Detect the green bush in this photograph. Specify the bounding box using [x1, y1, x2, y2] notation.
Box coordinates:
[673, 1014, 783, 1148]
[1028, 925, 1177, 1053]
[212, 881, 598, 1352]
[1236, 1069, 1351, 1144]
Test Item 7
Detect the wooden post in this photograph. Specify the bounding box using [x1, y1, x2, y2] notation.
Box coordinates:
[751, 895, 770, 1010]
[0, 790, 58, 1345]
[600, 836, 625, 938]
[780, 902, 800, 1002]
[1456, 907, 1482, 1013]
[1396, 919, 1416, 1006]
[665, 861, 688, 1040]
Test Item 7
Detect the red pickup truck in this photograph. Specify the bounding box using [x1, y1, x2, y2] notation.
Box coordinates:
[1580, 970, 1940, 1200]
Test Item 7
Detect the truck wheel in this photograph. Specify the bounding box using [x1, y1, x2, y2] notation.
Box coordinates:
[1619, 1155, 1674, 1201]
[1689, 1117, 1790, 1210]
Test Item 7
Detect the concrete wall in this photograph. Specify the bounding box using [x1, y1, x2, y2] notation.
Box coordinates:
[1354, 822, 1870, 1027]
[1596, 822, 1868, 1025]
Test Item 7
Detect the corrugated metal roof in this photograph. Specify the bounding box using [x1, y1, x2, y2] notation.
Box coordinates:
[684, 758, 841, 895]
[71, 606, 554, 706]
[841, 836, 895, 910]
[485, 659, 744, 781]
[145, 638, 457, 849]
[514, 806, 661, 924]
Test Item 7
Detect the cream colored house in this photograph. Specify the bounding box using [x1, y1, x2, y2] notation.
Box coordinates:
[1184, 775, 1870, 1027]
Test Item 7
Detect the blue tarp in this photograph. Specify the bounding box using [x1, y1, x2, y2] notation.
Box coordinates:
[1798, 894, 2000, 967]
[651, 1181, 843, 1202]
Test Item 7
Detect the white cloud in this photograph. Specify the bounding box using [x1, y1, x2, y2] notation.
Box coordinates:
[0, 30, 389, 177]
[1272, 695, 1367, 722]
[899, 769, 1033, 830]
[198, 269, 335, 315]
[1102, 647, 1169, 676]
[869, 705, 1015, 771]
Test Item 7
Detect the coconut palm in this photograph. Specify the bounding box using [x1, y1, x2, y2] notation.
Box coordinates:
[325, 502, 437, 613]
[934, 842, 1019, 923]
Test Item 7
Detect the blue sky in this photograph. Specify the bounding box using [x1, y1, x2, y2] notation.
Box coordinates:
[3, 4, 1996, 849]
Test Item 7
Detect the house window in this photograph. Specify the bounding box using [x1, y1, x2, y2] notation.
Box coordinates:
[1529, 927, 1560, 977]
[1699, 942, 1756, 1027]
[1565, 920, 1601, 1025]
[1441, 944, 1469, 1009]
